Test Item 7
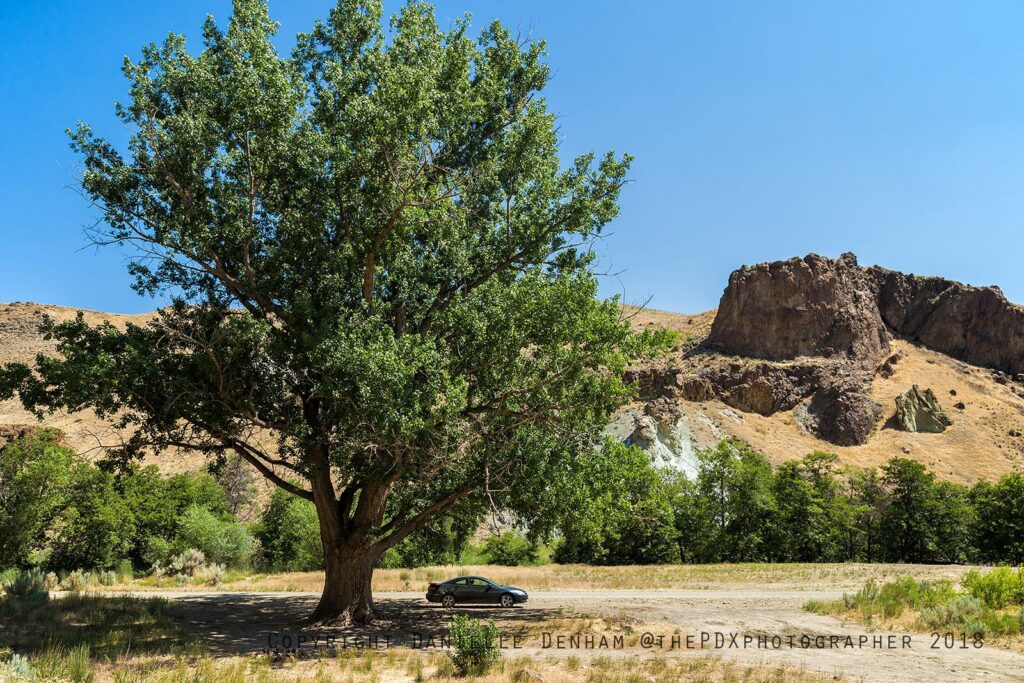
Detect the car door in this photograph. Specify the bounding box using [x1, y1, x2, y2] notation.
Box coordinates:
[461, 578, 488, 603]
[475, 578, 498, 603]
[446, 579, 469, 600]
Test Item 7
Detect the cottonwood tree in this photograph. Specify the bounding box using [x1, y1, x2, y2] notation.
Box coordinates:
[0, 0, 657, 623]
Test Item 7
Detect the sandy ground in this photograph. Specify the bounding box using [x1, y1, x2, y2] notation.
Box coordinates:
[105, 587, 1024, 682]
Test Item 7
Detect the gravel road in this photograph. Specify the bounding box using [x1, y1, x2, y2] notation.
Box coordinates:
[113, 588, 1024, 682]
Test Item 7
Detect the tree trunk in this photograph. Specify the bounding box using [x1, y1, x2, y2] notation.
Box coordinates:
[311, 530, 379, 624]
[307, 449, 382, 625]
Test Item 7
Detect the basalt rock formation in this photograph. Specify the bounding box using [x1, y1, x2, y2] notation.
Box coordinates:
[708, 252, 891, 367]
[648, 252, 1024, 447]
[694, 253, 887, 445]
[870, 267, 1024, 376]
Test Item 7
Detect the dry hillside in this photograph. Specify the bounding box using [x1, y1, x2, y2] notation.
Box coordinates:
[618, 305, 1024, 484]
[0, 302, 207, 470]
[3, 297, 1024, 484]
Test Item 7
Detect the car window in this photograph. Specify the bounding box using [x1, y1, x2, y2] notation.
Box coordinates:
[470, 578, 490, 586]
[450, 579, 468, 585]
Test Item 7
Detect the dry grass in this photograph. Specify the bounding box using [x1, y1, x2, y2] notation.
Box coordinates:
[33, 649, 841, 683]
[101, 562, 978, 594]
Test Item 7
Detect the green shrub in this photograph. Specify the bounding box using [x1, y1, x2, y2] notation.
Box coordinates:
[2, 568, 49, 600]
[168, 549, 206, 577]
[61, 569, 96, 592]
[448, 614, 501, 676]
[46, 465, 134, 571]
[115, 559, 134, 582]
[0, 431, 80, 569]
[0, 568, 17, 587]
[142, 537, 174, 567]
[98, 570, 118, 586]
[484, 533, 537, 566]
[962, 567, 1024, 609]
[177, 506, 254, 567]
[0, 653, 37, 681]
[919, 595, 987, 633]
[195, 563, 225, 587]
[840, 577, 956, 621]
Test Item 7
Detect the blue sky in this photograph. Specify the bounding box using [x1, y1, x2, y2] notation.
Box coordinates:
[2, 1, 1024, 314]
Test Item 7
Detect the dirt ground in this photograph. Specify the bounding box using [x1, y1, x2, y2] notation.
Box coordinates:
[105, 585, 1024, 682]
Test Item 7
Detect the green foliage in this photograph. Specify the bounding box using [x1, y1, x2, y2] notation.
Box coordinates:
[483, 533, 537, 566]
[118, 466, 228, 567]
[47, 465, 134, 571]
[771, 452, 853, 562]
[0, 432, 255, 574]
[0, 430, 81, 568]
[2, 568, 49, 600]
[0, 0, 654, 620]
[812, 576, 1023, 638]
[671, 439, 775, 562]
[61, 570, 96, 592]
[166, 549, 206, 578]
[918, 595, 989, 635]
[379, 503, 482, 569]
[447, 614, 501, 676]
[0, 653, 37, 681]
[962, 567, 1024, 609]
[972, 474, 1024, 564]
[176, 506, 254, 567]
[254, 490, 324, 572]
[553, 440, 679, 565]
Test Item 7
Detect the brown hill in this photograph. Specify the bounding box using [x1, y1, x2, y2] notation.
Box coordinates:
[0, 302, 207, 470]
[618, 253, 1024, 485]
[5, 253, 1024, 486]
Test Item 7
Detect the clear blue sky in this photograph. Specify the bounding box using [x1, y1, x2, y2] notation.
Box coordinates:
[2, 1, 1024, 314]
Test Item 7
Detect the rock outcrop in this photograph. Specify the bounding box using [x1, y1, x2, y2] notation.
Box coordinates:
[620, 252, 1024, 454]
[870, 267, 1024, 376]
[798, 371, 883, 446]
[699, 253, 887, 445]
[894, 386, 952, 433]
[709, 253, 891, 367]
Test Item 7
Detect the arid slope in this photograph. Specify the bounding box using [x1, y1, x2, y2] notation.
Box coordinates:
[3, 300, 1023, 483]
[622, 305, 1024, 484]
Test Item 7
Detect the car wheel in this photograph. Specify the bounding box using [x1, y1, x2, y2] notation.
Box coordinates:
[442, 594, 456, 608]
[500, 593, 514, 608]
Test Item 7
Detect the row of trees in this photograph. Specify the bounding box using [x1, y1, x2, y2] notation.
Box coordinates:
[0, 430, 257, 571]
[0, 429, 488, 574]
[4, 428, 1023, 573]
[554, 438, 1024, 566]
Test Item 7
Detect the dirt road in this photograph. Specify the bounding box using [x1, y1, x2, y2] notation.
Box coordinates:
[131, 588, 1023, 682]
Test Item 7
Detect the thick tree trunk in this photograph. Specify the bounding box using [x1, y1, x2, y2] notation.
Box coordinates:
[307, 446, 383, 625]
[311, 531, 379, 624]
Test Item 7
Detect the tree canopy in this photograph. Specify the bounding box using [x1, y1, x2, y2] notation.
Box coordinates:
[0, 0, 658, 622]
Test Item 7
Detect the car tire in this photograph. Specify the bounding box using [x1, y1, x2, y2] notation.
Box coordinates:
[442, 594, 456, 608]
[500, 593, 514, 608]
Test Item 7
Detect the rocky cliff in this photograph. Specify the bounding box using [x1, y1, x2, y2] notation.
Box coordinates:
[621, 253, 1024, 458]
[871, 267, 1024, 377]
[708, 253, 890, 367]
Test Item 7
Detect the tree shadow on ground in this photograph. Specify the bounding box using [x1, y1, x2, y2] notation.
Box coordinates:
[2, 592, 560, 658]
[167, 593, 562, 656]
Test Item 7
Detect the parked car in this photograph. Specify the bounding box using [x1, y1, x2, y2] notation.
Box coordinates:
[426, 576, 529, 608]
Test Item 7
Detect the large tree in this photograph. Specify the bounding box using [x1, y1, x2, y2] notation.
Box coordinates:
[0, 0, 654, 623]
